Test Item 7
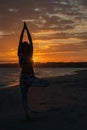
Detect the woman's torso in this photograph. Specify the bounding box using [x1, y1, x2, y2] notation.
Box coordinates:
[19, 54, 34, 76]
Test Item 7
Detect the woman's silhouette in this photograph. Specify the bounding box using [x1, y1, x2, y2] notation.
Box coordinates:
[18, 22, 48, 119]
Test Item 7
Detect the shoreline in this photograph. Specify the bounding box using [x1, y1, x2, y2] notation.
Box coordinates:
[0, 68, 87, 90]
[0, 69, 87, 129]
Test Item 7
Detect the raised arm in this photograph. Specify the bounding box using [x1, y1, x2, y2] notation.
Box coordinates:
[24, 22, 33, 54]
[18, 25, 25, 56]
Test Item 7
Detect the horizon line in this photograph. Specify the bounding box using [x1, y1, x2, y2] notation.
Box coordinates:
[0, 61, 87, 64]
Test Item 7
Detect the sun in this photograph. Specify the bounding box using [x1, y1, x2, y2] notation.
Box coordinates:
[33, 56, 39, 62]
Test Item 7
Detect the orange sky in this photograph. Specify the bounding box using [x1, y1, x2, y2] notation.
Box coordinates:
[0, 0, 87, 63]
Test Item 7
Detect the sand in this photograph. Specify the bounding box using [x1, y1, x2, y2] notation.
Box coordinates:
[0, 70, 87, 130]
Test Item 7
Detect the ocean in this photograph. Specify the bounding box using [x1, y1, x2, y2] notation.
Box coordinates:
[0, 67, 86, 88]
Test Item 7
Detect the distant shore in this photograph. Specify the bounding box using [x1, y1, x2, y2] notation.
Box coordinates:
[0, 69, 87, 129]
[0, 62, 87, 68]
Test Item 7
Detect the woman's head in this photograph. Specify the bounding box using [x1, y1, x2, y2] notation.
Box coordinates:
[21, 41, 30, 55]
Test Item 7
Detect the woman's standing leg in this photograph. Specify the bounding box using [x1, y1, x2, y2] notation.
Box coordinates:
[20, 73, 31, 119]
[21, 86, 30, 118]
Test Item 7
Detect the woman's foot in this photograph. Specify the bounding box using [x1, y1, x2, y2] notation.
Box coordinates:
[26, 113, 31, 120]
[26, 112, 32, 120]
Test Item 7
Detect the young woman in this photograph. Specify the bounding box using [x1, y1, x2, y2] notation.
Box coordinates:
[18, 22, 48, 119]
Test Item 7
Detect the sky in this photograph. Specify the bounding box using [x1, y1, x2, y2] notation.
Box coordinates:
[0, 0, 87, 63]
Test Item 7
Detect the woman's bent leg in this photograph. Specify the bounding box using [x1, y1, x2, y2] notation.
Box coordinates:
[30, 77, 49, 87]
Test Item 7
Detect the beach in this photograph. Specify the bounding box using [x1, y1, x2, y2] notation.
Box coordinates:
[0, 70, 87, 130]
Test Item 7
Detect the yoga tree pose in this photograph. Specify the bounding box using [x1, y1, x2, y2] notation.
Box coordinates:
[18, 22, 48, 119]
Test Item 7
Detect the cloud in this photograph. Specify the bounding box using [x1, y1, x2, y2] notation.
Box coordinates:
[0, 0, 87, 62]
[81, 40, 87, 49]
[37, 42, 87, 53]
[33, 30, 59, 37]
[8, 8, 19, 13]
[0, 31, 15, 38]
[50, 44, 79, 52]
[22, 16, 46, 28]
[34, 8, 40, 12]
[22, 19, 36, 22]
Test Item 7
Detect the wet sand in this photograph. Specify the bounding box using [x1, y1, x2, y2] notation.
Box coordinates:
[0, 70, 87, 130]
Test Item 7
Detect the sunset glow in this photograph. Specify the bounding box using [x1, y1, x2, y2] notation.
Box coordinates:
[0, 0, 87, 63]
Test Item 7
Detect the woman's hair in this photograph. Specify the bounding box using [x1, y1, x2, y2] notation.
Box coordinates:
[21, 41, 31, 55]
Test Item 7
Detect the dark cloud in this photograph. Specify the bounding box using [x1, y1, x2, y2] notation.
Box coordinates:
[0, 0, 87, 62]
[81, 40, 87, 49]
[0, 0, 86, 33]
[55, 44, 82, 52]
[38, 43, 85, 53]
